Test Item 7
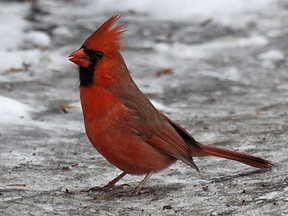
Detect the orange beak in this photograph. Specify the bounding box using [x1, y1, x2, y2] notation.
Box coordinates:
[68, 48, 91, 68]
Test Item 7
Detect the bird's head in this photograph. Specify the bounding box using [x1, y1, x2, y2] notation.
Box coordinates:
[68, 15, 125, 87]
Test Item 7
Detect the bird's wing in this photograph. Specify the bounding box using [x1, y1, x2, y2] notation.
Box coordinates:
[130, 112, 199, 171]
[163, 115, 204, 154]
[118, 88, 200, 170]
[141, 121, 198, 170]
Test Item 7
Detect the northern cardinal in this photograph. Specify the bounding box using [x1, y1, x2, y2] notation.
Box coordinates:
[69, 15, 272, 194]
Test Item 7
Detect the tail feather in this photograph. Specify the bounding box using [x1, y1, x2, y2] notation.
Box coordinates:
[196, 145, 272, 169]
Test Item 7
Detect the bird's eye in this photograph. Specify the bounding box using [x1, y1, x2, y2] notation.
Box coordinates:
[95, 51, 104, 59]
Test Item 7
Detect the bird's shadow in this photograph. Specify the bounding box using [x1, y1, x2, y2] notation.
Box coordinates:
[208, 168, 273, 184]
[83, 182, 185, 199]
[70, 168, 273, 199]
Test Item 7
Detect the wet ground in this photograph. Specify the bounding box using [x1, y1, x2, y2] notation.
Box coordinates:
[0, 0, 287, 215]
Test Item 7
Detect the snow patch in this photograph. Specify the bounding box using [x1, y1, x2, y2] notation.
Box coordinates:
[0, 96, 32, 124]
[0, 2, 29, 50]
[256, 191, 281, 200]
[24, 31, 51, 49]
[150, 99, 178, 113]
[258, 49, 285, 68]
[155, 35, 268, 60]
[258, 49, 284, 62]
[0, 49, 41, 75]
[52, 26, 72, 38]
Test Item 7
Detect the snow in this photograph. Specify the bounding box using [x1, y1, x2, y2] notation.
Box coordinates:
[258, 49, 285, 62]
[0, 2, 30, 50]
[257, 191, 283, 200]
[258, 49, 285, 68]
[0, 0, 274, 142]
[150, 99, 178, 113]
[0, 0, 274, 85]
[155, 35, 268, 60]
[52, 26, 72, 38]
[0, 2, 42, 80]
[0, 51, 24, 73]
[0, 49, 41, 75]
[0, 96, 32, 124]
[24, 31, 51, 49]
[92, 0, 275, 24]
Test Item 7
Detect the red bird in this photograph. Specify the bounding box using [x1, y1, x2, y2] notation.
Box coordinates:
[69, 15, 272, 194]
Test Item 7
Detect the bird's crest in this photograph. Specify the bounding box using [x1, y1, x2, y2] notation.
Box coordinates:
[83, 15, 124, 53]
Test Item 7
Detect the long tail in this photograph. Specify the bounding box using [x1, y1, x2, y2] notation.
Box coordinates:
[193, 144, 272, 169]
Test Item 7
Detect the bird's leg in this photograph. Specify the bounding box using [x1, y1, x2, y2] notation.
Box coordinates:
[103, 172, 128, 189]
[87, 172, 128, 192]
[134, 171, 154, 194]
